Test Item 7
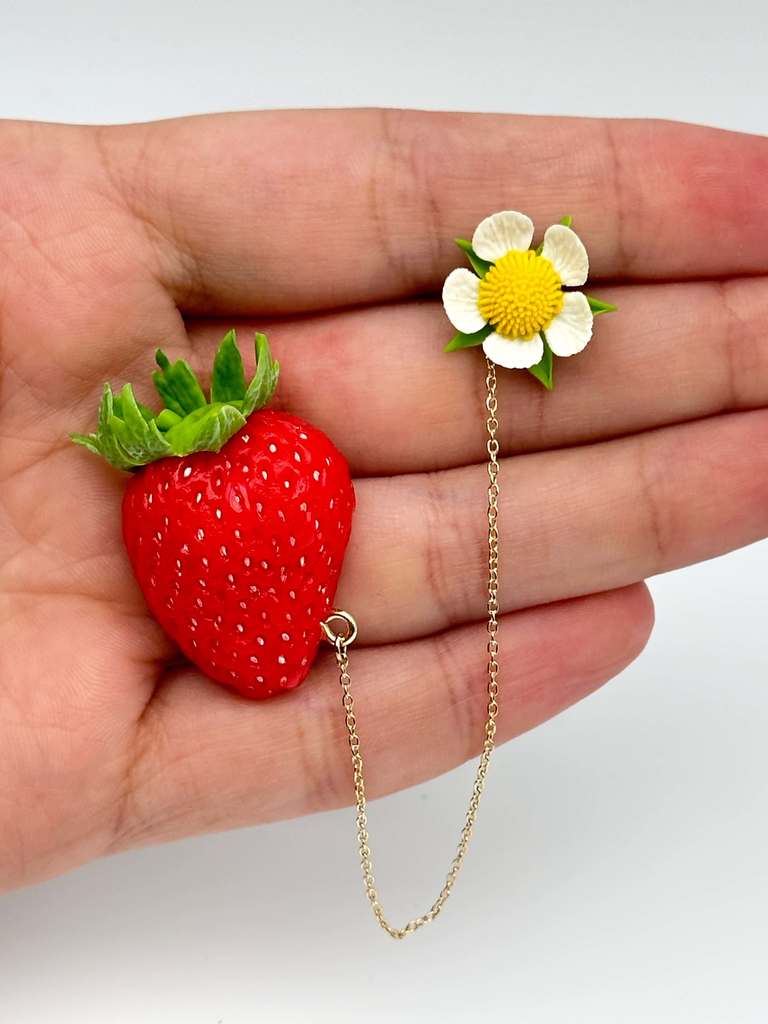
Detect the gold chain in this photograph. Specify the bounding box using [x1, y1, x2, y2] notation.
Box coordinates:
[322, 358, 501, 940]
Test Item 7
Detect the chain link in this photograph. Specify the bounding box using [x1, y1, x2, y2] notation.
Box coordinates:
[324, 358, 501, 940]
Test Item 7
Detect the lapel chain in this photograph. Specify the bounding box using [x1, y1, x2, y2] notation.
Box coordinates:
[321, 359, 502, 939]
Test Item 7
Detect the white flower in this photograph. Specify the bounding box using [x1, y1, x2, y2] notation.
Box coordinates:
[442, 210, 594, 370]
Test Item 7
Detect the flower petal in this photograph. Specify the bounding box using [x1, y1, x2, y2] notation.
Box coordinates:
[472, 211, 534, 262]
[482, 332, 544, 369]
[540, 224, 589, 286]
[442, 268, 486, 334]
[545, 292, 594, 356]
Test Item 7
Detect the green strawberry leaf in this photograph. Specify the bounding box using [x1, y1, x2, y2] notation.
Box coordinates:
[155, 408, 183, 431]
[117, 383, 174, 462]
[71, 330, 282, 471]
[211, 328, 247, 404]
[94, 385, 140, 469]
[586, 295, 617, 316]
[152, 350, 207, 416]
[111, 392, 155, 422]
[527, 334, 554, 390]
[454, 239, 493, 278]
[444, 323, 493, 352]
[165, 403, 248, 457]
[243, 333, 280, 416]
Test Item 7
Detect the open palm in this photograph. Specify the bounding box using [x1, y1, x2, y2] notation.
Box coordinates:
[1, 111, 766, 892]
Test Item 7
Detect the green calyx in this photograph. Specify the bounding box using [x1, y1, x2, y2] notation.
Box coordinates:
[71, 330, 280, 471]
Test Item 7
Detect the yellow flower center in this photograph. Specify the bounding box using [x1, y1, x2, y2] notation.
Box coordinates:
[477, 250, 564, 340]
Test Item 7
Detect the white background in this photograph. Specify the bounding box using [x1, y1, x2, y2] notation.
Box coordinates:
[1, 1, 767, 1021]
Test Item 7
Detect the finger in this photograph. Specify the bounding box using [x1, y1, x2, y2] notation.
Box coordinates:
[109, 584, 652, 849]
[335, 407, 768, 643]
[101, 110, 768, 313]
[185, 274, 768, 475]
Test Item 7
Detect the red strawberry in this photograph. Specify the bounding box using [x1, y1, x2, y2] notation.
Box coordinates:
[72, 331, 355, 699]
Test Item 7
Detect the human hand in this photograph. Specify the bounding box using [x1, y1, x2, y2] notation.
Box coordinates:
[1, 110, 766, 891]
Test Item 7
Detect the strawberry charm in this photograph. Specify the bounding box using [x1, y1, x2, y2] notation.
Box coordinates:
[72, 331, 355, 699]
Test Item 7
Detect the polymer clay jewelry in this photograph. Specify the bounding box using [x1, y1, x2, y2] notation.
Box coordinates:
[72, 211, 614, 939]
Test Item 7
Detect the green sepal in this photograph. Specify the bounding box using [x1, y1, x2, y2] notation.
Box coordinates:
[211, 328, 247, 404]
[71, 383, 174, 470]
[111, 391, 155, 423]
[243, 333, 280, 416]
[152, 350, 207, 416]
[586, 295, 617, 316]
[454, 239, 493, 278]
[114, 383, 174, 462]
[71, 388, 130, 469]
[444, 323, 494, 352]
[155, 408, 183, 431]
[71, 330, 281, 471]
[164, 403, 248, 456]
[527, 334, 554, 390]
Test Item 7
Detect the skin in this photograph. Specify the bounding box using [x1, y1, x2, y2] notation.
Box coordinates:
[0, 110, 767, 893]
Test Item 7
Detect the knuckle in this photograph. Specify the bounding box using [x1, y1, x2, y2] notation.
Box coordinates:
[634, 437, 673, 572]
[431, 629, 486, 761]
[368, 109, 444, 291]
[421, 470, 483, 630]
